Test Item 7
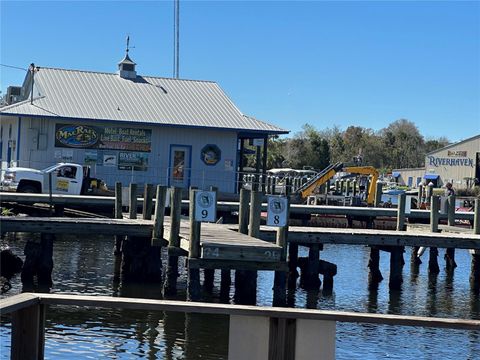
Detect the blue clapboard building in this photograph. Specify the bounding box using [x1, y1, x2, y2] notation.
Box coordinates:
[0, 51, 288, 194]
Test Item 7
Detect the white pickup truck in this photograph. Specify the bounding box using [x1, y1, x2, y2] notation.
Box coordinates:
[1, 163, 106, 195]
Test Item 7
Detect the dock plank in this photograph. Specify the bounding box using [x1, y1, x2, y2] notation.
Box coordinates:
[164, 219, 282, 262]
[1, 193, 474, 221]
[243, 225, 480, 250]
[0, 216, 153, 237]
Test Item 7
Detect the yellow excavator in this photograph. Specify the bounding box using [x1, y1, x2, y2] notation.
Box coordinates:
[296, 162, 379, 206]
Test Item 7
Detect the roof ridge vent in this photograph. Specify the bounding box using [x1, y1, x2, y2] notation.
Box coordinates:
[117, 36, 137, 79]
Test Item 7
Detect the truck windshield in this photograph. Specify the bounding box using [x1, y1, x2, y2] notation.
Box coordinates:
[42, 164, 60, 173]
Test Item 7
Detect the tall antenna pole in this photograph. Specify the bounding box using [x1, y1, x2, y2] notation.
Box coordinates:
[29, 63, 35, 104]
[173, 0, 180, 78]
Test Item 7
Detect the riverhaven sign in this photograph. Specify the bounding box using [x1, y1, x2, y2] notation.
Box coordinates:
[427, 155, 474, 168]
[55, 124, 151, 152]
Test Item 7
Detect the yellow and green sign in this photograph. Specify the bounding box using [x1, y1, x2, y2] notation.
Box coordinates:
[55, 124, 151, 152]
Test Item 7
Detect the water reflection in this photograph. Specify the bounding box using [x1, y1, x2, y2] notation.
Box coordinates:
[40, 307, 229, 359]
[1, 235, 479, 359]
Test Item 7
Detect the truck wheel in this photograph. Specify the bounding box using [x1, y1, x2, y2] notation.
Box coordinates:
[18, 185, 39, 193]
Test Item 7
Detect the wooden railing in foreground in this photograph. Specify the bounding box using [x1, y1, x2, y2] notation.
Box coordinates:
[1, 293, 479, 360]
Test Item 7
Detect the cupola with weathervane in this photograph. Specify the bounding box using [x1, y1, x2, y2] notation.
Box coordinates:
[118, 36, 137, 79]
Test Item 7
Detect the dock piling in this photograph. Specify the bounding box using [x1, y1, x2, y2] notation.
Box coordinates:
[114, 182, 123, 255]
[299, 244, 321, 290]
[374, 181, 383, 207]
[396, 193, 406, 232]
[187, 187, 201, 301]
[273, 184, 290, 306]
[471, 199, 480, 291]
[151, 185, 167, 247]
[122, 182, 162, 282]
[21, 233, 54, 289]
[368, 246, 383, 287]
[234, 189, 261, 305]
[238, 188, 250, 235]
[389, 193, 406, 289]
[220, 269, 232, 301]
[203, 186, 218, 293]
[129, 183, 138, 219]
[142, 184, 154, 220]
[428, 196, 440, 274]
[389, 247, 404, 290]
[445, 195, 457, 271]
[163, 187, 183, 296]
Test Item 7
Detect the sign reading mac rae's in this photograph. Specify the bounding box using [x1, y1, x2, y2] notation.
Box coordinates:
[55, 124, 151, 152]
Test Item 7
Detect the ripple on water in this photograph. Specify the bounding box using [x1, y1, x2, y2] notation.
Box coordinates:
[1, 234, 479, 359]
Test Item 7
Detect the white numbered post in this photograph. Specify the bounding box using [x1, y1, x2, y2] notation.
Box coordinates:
[267, 195, 288, 227]
[194, 190, 217, 222]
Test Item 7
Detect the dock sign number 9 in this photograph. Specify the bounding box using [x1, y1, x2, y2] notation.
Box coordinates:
[194, 190, 216, 222]
[267, 196, 287, 227]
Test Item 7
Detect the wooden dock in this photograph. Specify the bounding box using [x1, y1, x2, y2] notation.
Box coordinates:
[1, 186, 478, 299]
[0, 216, 153, 237]
[164, 219, 284, 271]
[249, 225, 480, 249]
[3, 215, 477, 255]
[0, 216, 283, 270]
[1, 192, 474, 221]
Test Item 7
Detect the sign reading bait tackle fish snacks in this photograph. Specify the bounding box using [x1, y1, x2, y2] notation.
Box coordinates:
[55, 124, 152, 152]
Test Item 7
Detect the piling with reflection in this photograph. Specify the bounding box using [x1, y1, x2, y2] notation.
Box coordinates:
[428, 196, 440, 274]
[234, 189, 261, 305]
[187, 187, 201, 301]
[470, 199, 480, 292]
[114, 181, 123, 255]
[445, 195, 457, 271]
[163, 187, 183, 296]
[121, 183, 162, 282]
[389, 193, 406, 289]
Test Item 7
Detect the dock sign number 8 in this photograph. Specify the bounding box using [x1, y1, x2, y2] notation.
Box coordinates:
[194, 190, 216, 222]
[267, 196, 287, 227]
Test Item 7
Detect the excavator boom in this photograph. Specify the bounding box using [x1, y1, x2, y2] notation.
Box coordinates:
[297, 163, 379, 206]
[343, 166, 379, 205]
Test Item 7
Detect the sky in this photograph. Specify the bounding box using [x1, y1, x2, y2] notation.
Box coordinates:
[0, 1, 479, 143]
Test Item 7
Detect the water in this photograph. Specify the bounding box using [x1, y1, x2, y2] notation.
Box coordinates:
[1, 233, 479, 359]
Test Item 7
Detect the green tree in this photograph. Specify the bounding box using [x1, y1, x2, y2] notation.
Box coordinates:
[266, 136, 287, 168]
[284, 124, 331, 170]
[321, 126, 345, 164]
[424, 137, 450, 155]
[271, 120, 450, 173]
[381, 119, 425, 168]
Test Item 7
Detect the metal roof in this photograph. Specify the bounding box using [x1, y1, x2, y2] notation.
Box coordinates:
[426, 134, 480, 156]
[0, 67, 288, 135]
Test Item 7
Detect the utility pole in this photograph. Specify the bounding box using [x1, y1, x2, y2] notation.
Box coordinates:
[173, 0, 180, 78]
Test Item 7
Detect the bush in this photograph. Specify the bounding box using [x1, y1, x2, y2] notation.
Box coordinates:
[456, 187, 480, 197]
